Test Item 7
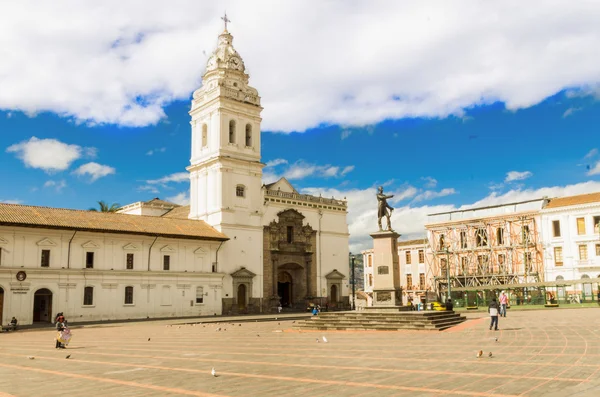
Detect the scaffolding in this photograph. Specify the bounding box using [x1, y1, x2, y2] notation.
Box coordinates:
[425, 212, 543, 302]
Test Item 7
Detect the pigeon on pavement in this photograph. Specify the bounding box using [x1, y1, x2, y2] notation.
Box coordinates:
[148, 338, 151, 341]
[27, 356, 35, 360]
[476, 350, 483, 358]
[488, 352, 493, 358]
[66, 355, 71, 359]
[322, 336, 328, 343]
[211, 367, 216, 377]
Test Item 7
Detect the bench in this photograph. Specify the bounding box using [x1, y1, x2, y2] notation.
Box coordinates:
[466, 306, 479, 310]
[544, 303, 559, 308]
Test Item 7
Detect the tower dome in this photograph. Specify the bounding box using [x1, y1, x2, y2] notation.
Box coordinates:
[205, 31, 246, 74]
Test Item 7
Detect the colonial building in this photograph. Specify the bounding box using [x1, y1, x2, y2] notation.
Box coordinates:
[361, 238, 431, 307]
[0, 25, 349, 326]
[0, 204, 227, 325]
[540, 192, 600, 300]
[398, 239, 430, 305]
[425, 198, 547, 300]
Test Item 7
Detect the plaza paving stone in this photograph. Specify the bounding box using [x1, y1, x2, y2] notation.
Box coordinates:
[0, 308, 599, 396]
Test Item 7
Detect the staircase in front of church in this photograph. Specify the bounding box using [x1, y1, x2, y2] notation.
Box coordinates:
[294, 310, 467, 331]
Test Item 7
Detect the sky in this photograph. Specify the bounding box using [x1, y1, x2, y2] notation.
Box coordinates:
[1, 1, 600, 252]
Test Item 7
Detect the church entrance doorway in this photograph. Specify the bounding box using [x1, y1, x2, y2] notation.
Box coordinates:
[278, 271, 293, 307]
[0, 287, 4, 324]
[330, 284, 338, 303]
[33, 288, 52, 323]
[237, 284, 247, 310]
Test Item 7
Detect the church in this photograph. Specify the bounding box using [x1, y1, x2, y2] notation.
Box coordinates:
[0, 25, 349, 326]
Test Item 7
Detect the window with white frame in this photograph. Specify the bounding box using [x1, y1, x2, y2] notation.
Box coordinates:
[236, 185, 245, 198]
[83, 286, 94, 306]
[124, 286, 134, 304]
[196, 286, 204, 304]
[126, 253, 134, 270]
[554, 247, 563, 266]
[552, 220, 561, 237]
[579, 244, 588, 260]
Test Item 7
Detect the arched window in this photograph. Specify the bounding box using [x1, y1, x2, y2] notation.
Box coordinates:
[124, 286, 134, 304]
[245, 124, 252, 147]
[555, 275, 564, 281]
[236, 185, 245, 198]
[229, 120, 236, 144]
[201, 124, 208, 147]
[83, 286, 94, 306]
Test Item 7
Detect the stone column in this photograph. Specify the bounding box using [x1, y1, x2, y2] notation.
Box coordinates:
[369, 230, 404, 309]
[272, 258, 278, 295]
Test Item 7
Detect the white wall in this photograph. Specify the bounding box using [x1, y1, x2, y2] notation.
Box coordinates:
[0, 226, 225, 325]
[541, 205, 600, 283]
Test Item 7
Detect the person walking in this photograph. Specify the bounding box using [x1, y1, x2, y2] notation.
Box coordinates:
[499, 292, 508, 317]
[488, 298, 499, 331]
[55, 315, 69, 349]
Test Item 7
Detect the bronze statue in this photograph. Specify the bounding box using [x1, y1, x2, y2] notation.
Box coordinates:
[377, 186, 394, 231]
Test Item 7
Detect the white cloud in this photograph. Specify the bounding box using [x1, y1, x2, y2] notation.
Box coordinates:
[413, 188, 457, 202]
[146, 172, 189, 185]
[562, 107, 582, 118]
[262, 160, 354, 182]
[341, 166, 355, 176]
[146, 147, 166, 156]
[505, 171, 533, 183]
[1, 2, 600, 130]
[584, 148, 598, 159]
[265, 158, 288, 167]
[587, 162, 600, 176]
[73, 162, 116, 182]
[421, 176, 438, 188]
[0, 199, 23, 204]
[6, 137, 86, 173]
[312, 180, 600, 253]
[137, 185, 160, 194]
[283, 161, 355, 180]
[43, 179, 67, 192]
[166, 191, 190, 206]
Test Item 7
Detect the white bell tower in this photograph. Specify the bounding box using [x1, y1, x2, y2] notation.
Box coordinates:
[187, 19, 264, 278]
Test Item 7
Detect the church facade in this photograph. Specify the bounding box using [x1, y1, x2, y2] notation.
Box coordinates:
[122, 27, 350, 314]
[0, 26, 349, 326]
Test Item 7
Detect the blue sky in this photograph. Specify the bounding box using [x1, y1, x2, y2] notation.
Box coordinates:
[1, 1, 600, 250]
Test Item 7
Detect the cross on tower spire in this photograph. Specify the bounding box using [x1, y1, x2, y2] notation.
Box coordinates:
[221, 12, 231, 32]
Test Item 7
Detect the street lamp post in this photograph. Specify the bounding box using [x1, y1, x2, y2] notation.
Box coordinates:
[444, 247, 451, 302]
[350, 253, 356, 310]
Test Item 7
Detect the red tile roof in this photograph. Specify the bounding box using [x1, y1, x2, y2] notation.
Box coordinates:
[545, 192, 600, 209]
[0, 203, 227, 241]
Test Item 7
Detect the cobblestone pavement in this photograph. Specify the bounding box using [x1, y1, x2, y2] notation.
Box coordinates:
[1, 308, 599, 397]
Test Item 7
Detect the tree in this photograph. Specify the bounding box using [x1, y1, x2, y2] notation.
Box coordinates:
[89, 200, 120, 213]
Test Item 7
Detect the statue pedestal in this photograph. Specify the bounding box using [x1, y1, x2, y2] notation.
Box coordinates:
[370, 230, 403, 307]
